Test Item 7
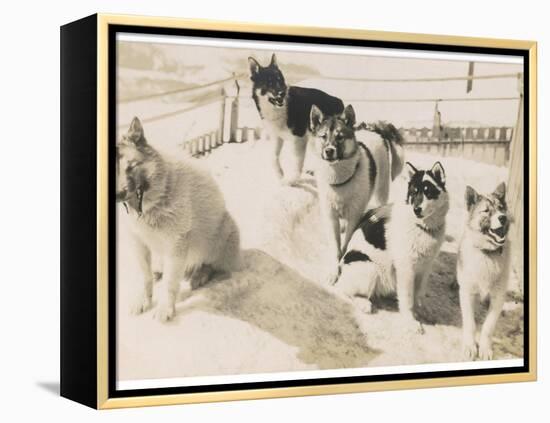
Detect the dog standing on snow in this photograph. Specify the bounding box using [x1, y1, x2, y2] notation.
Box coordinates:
[458, 182, 511, 360]
[335, 162, 449, 332]
[309, 104, 404, 285]
[116, 117, 241, 322]
[248, 53, 344, 184]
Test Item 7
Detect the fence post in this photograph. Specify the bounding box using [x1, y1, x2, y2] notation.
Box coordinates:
[218, 87, 227, 143]
[507, 74, 524, 294]
[230, 95, 239, 142]
[432, 101, 442, 141]
[210, 131, 217, 150]
[221, 78, 240, 143]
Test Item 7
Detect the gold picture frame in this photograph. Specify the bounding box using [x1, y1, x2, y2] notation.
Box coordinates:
[60, 13, 537, 409]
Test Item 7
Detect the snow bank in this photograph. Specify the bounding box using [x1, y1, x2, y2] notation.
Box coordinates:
[116, 139, 523, 384]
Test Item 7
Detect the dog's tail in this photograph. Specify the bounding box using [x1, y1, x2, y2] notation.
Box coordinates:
[358, 121, 404, 181]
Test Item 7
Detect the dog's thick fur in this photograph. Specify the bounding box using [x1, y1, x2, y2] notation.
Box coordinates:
[458, 182, 511, 360]
[248, 54, 344, 184]
[116, 117, 241, 322]
[309, 104, 404, 285]
[335, 162, 449, 332]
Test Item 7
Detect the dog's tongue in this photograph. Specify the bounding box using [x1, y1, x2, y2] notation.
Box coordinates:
[492, 226, 506, 239]
[489, 226, 507, 244]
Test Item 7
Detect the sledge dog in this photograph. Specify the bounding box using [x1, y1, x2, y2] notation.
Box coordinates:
[335, 162, 449, 332]
[248, 53, 344, 184]
[116, 117, 241, 322]
[458, 182, 511, 360]
[309, 104, 404, 285]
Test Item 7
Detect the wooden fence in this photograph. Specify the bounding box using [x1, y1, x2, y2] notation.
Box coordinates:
[184, 117, 514, 167]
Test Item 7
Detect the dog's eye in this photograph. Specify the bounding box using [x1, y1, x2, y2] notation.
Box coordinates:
[127, 161, 141, 171]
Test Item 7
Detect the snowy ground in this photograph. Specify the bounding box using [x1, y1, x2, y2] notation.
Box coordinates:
[116, 138, 524, 383]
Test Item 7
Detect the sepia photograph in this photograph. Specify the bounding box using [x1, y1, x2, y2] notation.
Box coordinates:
[114, 31, 526, 391]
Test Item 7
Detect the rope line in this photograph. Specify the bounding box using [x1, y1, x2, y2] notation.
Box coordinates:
[307, 72, 522, 83]
[118, 72, 520, 103]
[117, 97, 222, 130]
[118, 73, 247, 104]
[332, 96, 520, 103]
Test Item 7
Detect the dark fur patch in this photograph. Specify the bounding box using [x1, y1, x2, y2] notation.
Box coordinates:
[357, 208, 388, 251]
[287, 86, 344, 137]
[342, 250, 371, 264]
[359, 142, 377, 188]
[366, 121, 404, 145]
[249, 59, 343, 137]
[406, 171, 443, 207]
[360, 121, 403, 181]
[426, 169, 446, 191]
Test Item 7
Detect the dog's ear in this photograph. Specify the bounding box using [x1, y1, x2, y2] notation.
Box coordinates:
[341, 104, 356, 127]
[127, 117, 145, 145]
[310, 104, 324, 133]
[405, 161, 418, 179]
[430, 161, 446, 187]
[248, 57, 261, 77]
[493, 182, 506, 203]
[270, 53, 278, 67]
[465, 185, 480, 211]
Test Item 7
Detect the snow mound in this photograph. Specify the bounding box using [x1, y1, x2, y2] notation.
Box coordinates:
[117, 139, 523, 383]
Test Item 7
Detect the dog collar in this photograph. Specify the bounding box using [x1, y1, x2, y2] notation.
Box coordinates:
[318, 149, 361, 186]
[416, 222, 444, 236]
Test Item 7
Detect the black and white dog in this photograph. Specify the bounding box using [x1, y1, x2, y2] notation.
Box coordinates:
[248, 53, 344, 184]
[335, 162, 449, 333]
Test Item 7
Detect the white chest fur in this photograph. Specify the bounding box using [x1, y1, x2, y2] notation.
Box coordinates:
[316, 149, 371, 218]
[458, 238, 510, 298]
[388, 204, 444, 268]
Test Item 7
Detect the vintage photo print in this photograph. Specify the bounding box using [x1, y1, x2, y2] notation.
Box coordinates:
[114, 30, 526, 392]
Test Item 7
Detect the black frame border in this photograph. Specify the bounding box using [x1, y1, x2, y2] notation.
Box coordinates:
[107, 24, 530, 399]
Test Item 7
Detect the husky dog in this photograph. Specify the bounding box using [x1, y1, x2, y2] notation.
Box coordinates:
[116, 117, 241, 322]
[309, 104, 404, 285]
[248, 54, 344, 184]
[458, 182, 511, 360]
[335, 162, 449, 332]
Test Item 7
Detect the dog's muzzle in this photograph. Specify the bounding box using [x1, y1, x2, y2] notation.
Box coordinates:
[116, 189, 129, 202]
[488, 225, 508, 245]
[322, 146, 337, 162]
[268, 91, 286, 107]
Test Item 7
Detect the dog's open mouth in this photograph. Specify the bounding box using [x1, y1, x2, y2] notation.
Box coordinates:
[268, 97, 285, 107]
[488, 226, 507, 244]
[115, 188, 145, 216]
[116, 190, 129, 202]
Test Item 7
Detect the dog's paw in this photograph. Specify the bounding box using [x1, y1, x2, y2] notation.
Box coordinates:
[323, 269, 340, 286]
[153, 302, 176, 322]
[354, 297, 373, 314]
[130, 293, 152, 315]
[478, 339, 494, 360]
[281, 177, 300, 187]
[401, 314, 425, 335]
[462, 339, 478, 361]
[414, 321, 425, 335]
